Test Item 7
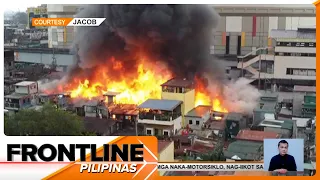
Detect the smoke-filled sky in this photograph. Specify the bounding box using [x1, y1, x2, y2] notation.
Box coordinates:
[71, 5, 223, 82]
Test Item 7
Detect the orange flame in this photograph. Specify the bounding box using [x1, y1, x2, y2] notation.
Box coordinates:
[50, 56, 228, 112]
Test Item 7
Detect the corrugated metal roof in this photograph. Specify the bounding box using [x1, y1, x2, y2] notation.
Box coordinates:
[270, 29, 315, 40]
[15, 81, 37, 86]
[226, 112, 243, 121]
[161, 78, 194, 88]
[292, 117, 310, 128]
[186, 105, 211, 117]
[4, 92, 30, 99]
[236, 130, 279, 142]
[224, 140, 263, 160]
[138, 99, 182, 111]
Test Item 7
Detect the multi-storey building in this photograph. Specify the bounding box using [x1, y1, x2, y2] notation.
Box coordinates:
[137, 99, 183, 136]
[238, 27, 316, 88]
[47, 4, 80, 48]
[211, 4, 316, 56]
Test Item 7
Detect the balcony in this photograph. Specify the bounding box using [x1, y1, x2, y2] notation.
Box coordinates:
[138, 112, 182, 126]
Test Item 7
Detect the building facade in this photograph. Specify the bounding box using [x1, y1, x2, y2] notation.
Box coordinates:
[211, 5, 316, 56]
[47, 4, 80, 48]
[27, 5, 48, 29]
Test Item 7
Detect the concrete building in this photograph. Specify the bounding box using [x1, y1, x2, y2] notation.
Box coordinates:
[4, 50, 15, 79]
[211, 4, 316, 56]
[185, 105, 211, 130]
[47, 4, 80, 48]
[4, 81, 39, 113]
[161, 78, 195, 128]
[137, 99, 183, 136]
[27, 4, 48, 29]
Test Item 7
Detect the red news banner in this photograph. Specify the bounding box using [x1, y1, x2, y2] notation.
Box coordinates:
[7, 136, 159, 180]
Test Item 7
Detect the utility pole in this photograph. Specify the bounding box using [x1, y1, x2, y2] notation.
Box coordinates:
[258, 54, 261, 90]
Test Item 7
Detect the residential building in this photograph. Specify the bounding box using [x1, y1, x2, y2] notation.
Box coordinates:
[47, 4, 80, 48]
[4, 50, 16, 95]
[4, 50, 15, 79]
[185, 105, 211, 130]
[293, 85, 316, 117]
[137, 99, 183, 136]
[253, 92, 280, 126]
[158, 140, 174, 176]
[83, 117, 117, 136]
[225, 112, 246, 138]
[161, 78, 195, 128]
[4, 81, 39, 113]
[27, 5, 48, 29]
[257, 119, 293, 138]
[224, 140, 263, 161]
[235, 129, 280, 142]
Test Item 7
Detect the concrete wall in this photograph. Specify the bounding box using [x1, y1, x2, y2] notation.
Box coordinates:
[158, 141, 174, 176]
[47, 5, 80, 48]
[273, 56, 316, 80]
[212, 16, 316, 56]
[161, 89, 195, 127]
[14, 52, 74, 66]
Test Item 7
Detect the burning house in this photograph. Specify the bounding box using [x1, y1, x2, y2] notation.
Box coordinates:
[185, 105, 211, 130]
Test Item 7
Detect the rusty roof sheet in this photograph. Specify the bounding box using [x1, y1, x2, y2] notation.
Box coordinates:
[235, 129, 279, 142]
[161, 78, 194, 88]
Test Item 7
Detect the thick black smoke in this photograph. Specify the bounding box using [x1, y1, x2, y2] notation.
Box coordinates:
[70, 4, 223, 82]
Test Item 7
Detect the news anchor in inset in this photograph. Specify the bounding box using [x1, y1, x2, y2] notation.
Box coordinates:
[268, 140, 297, 174]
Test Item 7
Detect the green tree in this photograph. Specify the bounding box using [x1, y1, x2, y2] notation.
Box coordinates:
[12, 12, 28, 25]
[4, 104, 86, 136]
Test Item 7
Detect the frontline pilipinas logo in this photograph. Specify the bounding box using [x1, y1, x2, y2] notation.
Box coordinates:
[6, 136, 158, 180]
[31, 18, 106, 26]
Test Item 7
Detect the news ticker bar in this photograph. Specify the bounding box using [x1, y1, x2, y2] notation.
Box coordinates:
[76, 162, 265, 172]
[31, 18, 106, 27]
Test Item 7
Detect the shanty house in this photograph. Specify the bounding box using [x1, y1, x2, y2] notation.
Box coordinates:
[161, 78, 195, 127]
[235, 129, 280, 142]
[224, 140, 263, 161]
[257, 119, 293, 138]
[225, 112, 246, 138]
[138, 99, 183, 136]
[14, 81, 38, 95]
[253, 93, 280, 125]
[83, 117, 117, 136]
[185, 105, 211, 130]
[108, 104, 139, 128]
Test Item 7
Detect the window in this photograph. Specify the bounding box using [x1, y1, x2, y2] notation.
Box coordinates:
[189, 120, 193, 124]
[237, 35, 241, 55]
[163, 130, 169, 136]
[146, 128, 153, 135]
[225, 36, 230, 55]
[146, 129, 152, 135]
[286, 68, 316, 76]
[276, 41, 316, 47]
[196, 121, 200, 125]
[275, 52, 316, 57]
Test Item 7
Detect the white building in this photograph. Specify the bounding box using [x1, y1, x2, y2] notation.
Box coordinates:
[4, 81, 39, 113]
[137, 99, 183, 136]
[237, 27, 316, 88]
[271, 28, 316, 81]
[47, 4, 80, 48]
